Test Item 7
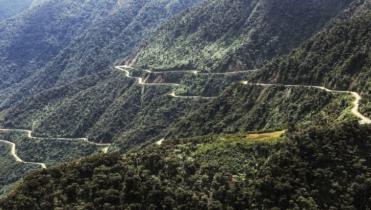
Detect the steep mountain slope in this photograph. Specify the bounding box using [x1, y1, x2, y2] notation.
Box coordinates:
[254, 3, 371, 116]
[0, 68, 352, 153]
[0, 0, 118, 91]
[0, 0, 33, 20]
[166, 84, 353, 139]
[0, 0, 204, 196]
[1, 71, 212, 149]
[134, 0, 357, 72]
[1, 123, 370, 209]
[0, 0, 205, 135]
[0, 0, 203, 108]
[0, 130, 105, 166]
[0, 0, 361, 153]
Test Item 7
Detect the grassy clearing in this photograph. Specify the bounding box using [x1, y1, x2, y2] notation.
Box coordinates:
[195, 130, 286, 155]
[244, 130, 286, 142]
[189, 130, 286, 174]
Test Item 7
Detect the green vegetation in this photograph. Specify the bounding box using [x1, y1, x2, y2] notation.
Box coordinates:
[1, 123, 370, 209]
[0, 129, 106, 195]
[0, 0, 117, 92]
[0, 0, 202, 108]
[0, 143, 38, 197]
[167, 84, 353, 139]
[135, 0, 355, 72]
[1, 74, 352, 153]
[193, 130, 286, 172]
[254, 6, 371, 115]
[0, 0, 207, 151]
[0, 130, 104, 165]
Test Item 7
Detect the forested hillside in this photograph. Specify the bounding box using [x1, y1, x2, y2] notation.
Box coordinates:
[134, 0, 356, 72]
[0, 69, 352, 152]
[0, 0, 360, 151]
[0, 129, 105, 195]
[0, 143, 38, 197]
[0, 0, 117, 91]
[166, 84, 353, 139]
[0, 0, 204, 138]
[0, 0, 204, 197]
[1, 123, 370, 209]
[0, 0, 203, 109]
[254, 5, 371, 117]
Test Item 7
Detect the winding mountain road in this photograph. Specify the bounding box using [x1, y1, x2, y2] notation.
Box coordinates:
[156, 138, 165, 146]
[198, 70, 259, 75]
[115, 66, 180, 86]
[116, 65, 371, 147]
[0, 140, 46, 169]
[0, 128, 111, 170]
[117, 65, 257, 76]
[10, 62, 368, 173]
[0, 128, 111, 169]
[0, 128, 111, 148]
[115, 65, 216, 99]
[168, 91, 216, 100]
[241, 81, 371, 125]
[144, 69, 199, 75]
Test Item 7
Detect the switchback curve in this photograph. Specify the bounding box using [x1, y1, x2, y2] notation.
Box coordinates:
[241, 81, 371, 125]
[0, 140, 46, 169]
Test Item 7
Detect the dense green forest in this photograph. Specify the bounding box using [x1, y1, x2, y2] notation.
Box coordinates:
[134, 0, 355, 72]
[1, 123, 370, 209]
